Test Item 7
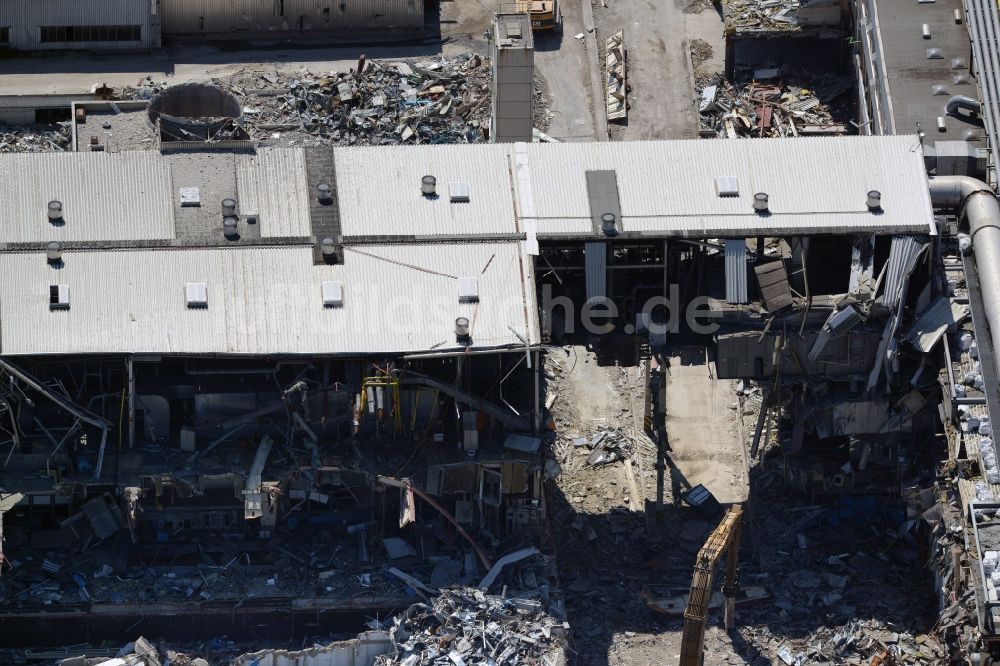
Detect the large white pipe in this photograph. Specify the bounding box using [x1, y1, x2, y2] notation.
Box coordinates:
[929, 176, 1000, 374]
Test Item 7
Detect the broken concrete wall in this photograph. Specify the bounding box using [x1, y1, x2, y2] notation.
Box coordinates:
[233, 631, 392, 666]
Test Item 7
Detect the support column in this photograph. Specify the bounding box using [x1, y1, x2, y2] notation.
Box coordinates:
[127, 355, 135, 449]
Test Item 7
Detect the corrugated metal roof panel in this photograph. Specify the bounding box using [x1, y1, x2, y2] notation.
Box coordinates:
[905, 298, 969, 352]
[522, 136, 935, 236]
[236, 148, 311, 238]
[0, 151, 174, 243]
[725, 239, 748, 304]
[0, 242, 537, 355]
[334, 144, 518, 238]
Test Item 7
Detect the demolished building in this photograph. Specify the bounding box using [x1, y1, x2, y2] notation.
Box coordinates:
[0, 130, 991, 654]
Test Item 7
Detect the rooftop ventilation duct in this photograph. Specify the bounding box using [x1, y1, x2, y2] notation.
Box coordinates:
[317, 182, 333, 203]
[946, 94, 982, 117]
[221, 198, 237, 217]
[47, 200, 63, 222]
[753, 192, 769, 213]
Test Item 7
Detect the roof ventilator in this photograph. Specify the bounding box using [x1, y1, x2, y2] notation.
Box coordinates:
[321, 280, 344, 308]
[715, 176, 739, 197]
[455, 317, 471, 344]
[753, 192, 769, 213]
[317, 182, 333, 204]
[421, 175, 437, 198]
[458, 277, 480, 303]
[47, 200, 63, 224]
[866, 190, 882, 212]
[320, 237, 340, 264]
[223, 217, 238, 239]
[601, 213, 618, 236]
[185, 283, 208, 309]
[449, 181, 470, 203]
[46, 241, 62, 265]
[49, 285, 69, 311]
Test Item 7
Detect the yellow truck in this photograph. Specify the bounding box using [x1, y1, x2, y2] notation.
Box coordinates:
[511, 0, 563, 32]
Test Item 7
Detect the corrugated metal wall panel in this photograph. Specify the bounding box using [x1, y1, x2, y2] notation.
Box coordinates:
[584, 241, 607, 301]
[724, 239, 748, 304]
[0, 151, 174, 242]
[160, 0, 422, 35]
[883, 235, 926, 309]
[0, 0, 157, 50]
[0, 241, 536, 355]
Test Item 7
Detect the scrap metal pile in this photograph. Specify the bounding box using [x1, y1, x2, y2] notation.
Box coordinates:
[0, 123, 71, 152]
[378, 587, 566, 666]
[122, 54, 492, 147]
[699, 75, 852, 138]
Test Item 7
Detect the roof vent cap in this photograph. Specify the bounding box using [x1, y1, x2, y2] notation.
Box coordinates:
[221, 198, 237, 217]
[753, 192, 769, 213]
[421, 175, 436, 197]
[601, 213, 618, 236]
[46, 241, 62, 264]
[866, 190, 882, 211]
[317, 182, 332, 203]
[455, 317, 471, 342]
[223, 216, 238, 239]
[48, 200, 63, 221]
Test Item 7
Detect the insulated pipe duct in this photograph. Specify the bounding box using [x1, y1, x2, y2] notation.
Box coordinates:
[946, 94, 982, 116]
[929, 176, 1000, 376]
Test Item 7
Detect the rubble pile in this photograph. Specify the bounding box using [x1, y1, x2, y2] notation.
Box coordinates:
[379, 587, 566, 666]
[723, 0, 842, 33]
[698, 75, 852, 138]
[0, 123, 71, 152]
[122, 54, 494, 147]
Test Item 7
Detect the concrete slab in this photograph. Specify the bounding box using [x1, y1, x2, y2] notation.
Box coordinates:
[663, 348, 748, 504]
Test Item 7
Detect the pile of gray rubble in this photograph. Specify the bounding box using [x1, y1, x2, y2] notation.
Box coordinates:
[122, 54, 493, 147]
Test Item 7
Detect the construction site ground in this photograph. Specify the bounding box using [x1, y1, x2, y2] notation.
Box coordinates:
[544, 344, 944, 665]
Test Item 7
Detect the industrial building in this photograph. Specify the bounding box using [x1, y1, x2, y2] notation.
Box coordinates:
[0, 0, 424, 52]
[0, 121, 955, 644]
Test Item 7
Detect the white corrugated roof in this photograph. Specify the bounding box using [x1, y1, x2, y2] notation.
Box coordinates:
[0, 242, 537, 356]
[334, 144, 519, 238]
[523, 137, 935, 236]
[236, 147, 311, 238]
[0, 151, 175, 243]
[331, 136, 935, 238]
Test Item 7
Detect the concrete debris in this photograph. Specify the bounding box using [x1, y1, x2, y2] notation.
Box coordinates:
[697, 74, 852, 138]
[377, 587, 565, 666]
[120, 54, 494, 148]
[723, 0, 842, 34]
[0, 123, 72, 153]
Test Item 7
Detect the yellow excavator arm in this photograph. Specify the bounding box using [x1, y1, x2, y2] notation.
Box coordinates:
[678, 504, 744, 666]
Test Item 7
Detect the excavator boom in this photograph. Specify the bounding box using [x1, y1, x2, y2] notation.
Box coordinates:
[678, 504, 744, 666]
